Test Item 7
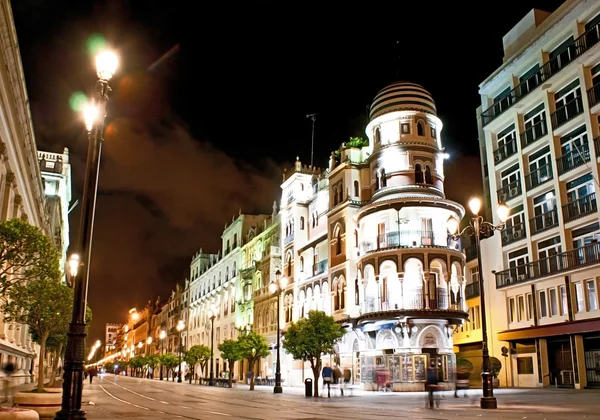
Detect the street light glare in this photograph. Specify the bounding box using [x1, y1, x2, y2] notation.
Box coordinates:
[269, 282, 277, 294]
[96, 50, 118, 80]
[446, 216, 459, 235]
[147, 337, 153, 344]
[67, 254, 80, 278]
[280, 276, 288, 288]
[468, 197, 482, 215]
[497, 203, 510, 223]
[159, 330, 166, 339]
[83, 102, 97, 132]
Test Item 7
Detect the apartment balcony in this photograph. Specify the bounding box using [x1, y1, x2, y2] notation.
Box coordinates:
[501, 222, 527, 246]
[284, 234, 294, 246]
[529, 208, 559, 235]
[495, 241, 600, 289]
[562, 193, 597, 223]
[465, 282, 480, 299]
[313, 260, 327, 276]
[493, 138, 518, 165]
[587, 81, 600, 108]
[525, 163, 553, 190]
[520, 118, 548, 149]
[362, 290, 464, 315]
[557, 144, 590, 175]
[360, 230, 450, 254]
[497, 179, 522, 203]
[481, 20, 600, 126]
[550, 95, 584, 130]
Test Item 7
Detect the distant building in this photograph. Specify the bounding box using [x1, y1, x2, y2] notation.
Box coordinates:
[104, 323, 121, 353]
[38, 148, 72, 283]
[474, 0, 600, 389]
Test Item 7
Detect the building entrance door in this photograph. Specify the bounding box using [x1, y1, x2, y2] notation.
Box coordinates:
[547, 338, 574, 387]
[584, 336, 600, 387]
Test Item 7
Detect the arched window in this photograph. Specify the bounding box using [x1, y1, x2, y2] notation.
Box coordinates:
[233, 234, 237, 247]
[333, 280, 339, 310]
[425, 165, 433, 184]
[415, 164, 424, 183]
[417, 120, 425, 136]
[354, 230, 358, 247]
[375, 127, 381, 143]
[380, 169, 387, 187]
[339, 279, 345, 309]
[286, 252, 292, 277]
[226, 240, 230, 252]
[285, 225, 289, 237]
[335, 228, 342, 255]
[333, 186, 338, 205]
[232, 261, 236, 276]
[300, 183, 304, 191]
[353, 180, 359, 197]
[225, 267, 229, 281]
[375, 170, 381, 191]
[354, 277, 360, 305]
[312, 216, 315, 228]
[300, 216, 305, 230]
[300, 256, 304, 272]
[338, 183, 343, 203]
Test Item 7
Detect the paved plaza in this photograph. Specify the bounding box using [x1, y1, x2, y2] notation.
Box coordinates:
[58, 374, 600, 420]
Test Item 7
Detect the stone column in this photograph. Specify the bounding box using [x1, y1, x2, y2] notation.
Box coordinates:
[573, 334, 587, 389]
[1, 172, 14, 219]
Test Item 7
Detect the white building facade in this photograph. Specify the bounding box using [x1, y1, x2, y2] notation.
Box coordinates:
[477, 0, 600, 389]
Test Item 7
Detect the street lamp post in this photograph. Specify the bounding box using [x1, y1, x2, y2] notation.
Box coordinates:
[176, 320, 184, 383]
[159, 330, 166, 381]
[56, 50, 118, 420]
[446, 197, 509, 410]
[207, 305, 217, 386]
[269, 270, 288, 394]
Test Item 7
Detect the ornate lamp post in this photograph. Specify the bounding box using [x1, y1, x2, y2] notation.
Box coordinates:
[446, 197, 509, 410]
[207, 305, 217, 386]
[176, 320, 185, 383]
[269, 270, 287, 394]
[56, 50, 118, 420]
[159, 330, 166, 380]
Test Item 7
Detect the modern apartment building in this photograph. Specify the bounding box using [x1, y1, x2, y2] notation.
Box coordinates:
[476, 0, 600, 389]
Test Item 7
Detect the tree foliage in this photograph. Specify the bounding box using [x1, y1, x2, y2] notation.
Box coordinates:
[282, 310, 344, 397]
[218, 339, 242, 388]
[346, 136, 368, 148]
[238, 331, 269, 390]
[4, 277, 72, 391]
[158, 353, 179, 381]
[184, 345, 210, 383]
[0, 218, 61, 298]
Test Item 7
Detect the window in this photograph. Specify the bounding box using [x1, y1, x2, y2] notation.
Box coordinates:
[586, 279, 598, 311]
[233, 234, 238, 248]
[508, 247, 529, 281]
[417, 120, 425, 136]
[532, 190, 557, 233]
[353, 180, 359, 198]
[527, 293, 534, 320]
[430, 126, 436, 139]
[355, 277, 359, 305]
[553, 79, 581, 124]
[335, 228, 342, 255]
[495, 124, 517, 162]
[565, 173, 596, 222]
[401, 123, 410, 134]
[519, 64, 541, 96]
[509, 297, 516, 322]
[338, 183, 343, 202]
[333, 186, 338, 206]
[537, 236, 562, 275]
[559, 125, 589, 172]
[424, 165, 433, 185]
[375, 127, 381, 143]
[527, 145, 552, 188]
[300, 217, 305, 230]
[300, 256, 304, 272]
[560, 285, 568, 316]
[499, 163, 520, 201]
[354, 230, 358, 247]
[549, 37, 575, 73]
[286, 252, 292, 277]
[575, 282, 585, 312]
[539, 290, 548, 318]
[549, 288, 559, 316]
[523, 103, 547, 147]
[380, 169, 387, 187]
[517, 295, 525, 321]
[415, 164, 424, 183]
[470, 266, 479, 284]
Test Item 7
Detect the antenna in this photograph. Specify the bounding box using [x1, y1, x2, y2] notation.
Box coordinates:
[395, 40, 400, 77]
[306, 113, 319, 167]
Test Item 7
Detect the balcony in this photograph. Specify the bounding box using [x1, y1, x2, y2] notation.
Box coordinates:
[465, 282, 480, 299]
[557, 143, 590, 175]
[525, 163, 553, 190]
[313, 260, 327, 276]
[497, 179, 522, 203]
[501, 222, 527, 246]
[520, 118, 548, 148]
[495, 241, 600, 289]
[493, 138, 518, 165]
[363, 289, 462, 314]
[529, 208, 559, 235]
[551, 95, 584, 130]
[562, 193, 597, 223]
[481, 20, 600, 126]
[360, 230, 449, 253]
[587, 81, 600, 108]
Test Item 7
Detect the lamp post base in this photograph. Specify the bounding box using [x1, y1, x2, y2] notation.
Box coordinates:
[54, 409, 87, 420]
[480, 397, 497, 409]
[273, 385, 282, 394]
[208, 378, 216, 386]
[177, 375, 182, 383]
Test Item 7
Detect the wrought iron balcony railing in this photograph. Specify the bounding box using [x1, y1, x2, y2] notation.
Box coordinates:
[497, 179, 522, 203]
[529, 208, 559, 235]
[361, 230, 448, 253]
[556, 143, 590, 175]
[525, 163, 553, 190]
[562, 193, 597, 223]
[493, 137, 518, 165]
[465, 282, 480, 299]
[551, 95, 584, 130]
[520, 118, 548, 148]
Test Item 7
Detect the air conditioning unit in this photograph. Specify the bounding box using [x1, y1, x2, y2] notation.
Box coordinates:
[513, 229, 524, 240]
[517, 274, 527, 281]
[499, 192, 509, 202]
[510, 187, 519, 196]
[494, 152, 502, 163]
[502, 232, 510, 244]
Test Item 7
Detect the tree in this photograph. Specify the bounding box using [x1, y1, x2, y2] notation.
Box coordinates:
[282, 310, 344, 397]
[4, 277, 72, 391]
[104, 362, 115, 373]
[238, 331, 269, 391]
[146, 354, 159, 379]
[158, 354, 179, 381]
[184, 345, 210, 384]
[218, 339, 242, 388]
[0, 218, 61, 298]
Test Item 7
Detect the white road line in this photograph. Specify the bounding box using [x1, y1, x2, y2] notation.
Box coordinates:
[160, 400, 170, 404]
[179, 405, 192, 409]
[107, 380, 157, 401]
[98, 384, 149, 411]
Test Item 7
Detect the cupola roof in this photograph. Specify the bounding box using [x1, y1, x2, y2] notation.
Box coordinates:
[369, 81, 436, 121]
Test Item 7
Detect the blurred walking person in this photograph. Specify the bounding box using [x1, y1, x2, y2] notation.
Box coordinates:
[2, 361, 15, 403]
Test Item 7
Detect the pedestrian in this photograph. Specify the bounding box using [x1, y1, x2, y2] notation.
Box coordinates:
[322, 364, 332, 397]
[88, 366, 97, 384]
[2, 361, 15, 403]
[425, 362, 439, 409]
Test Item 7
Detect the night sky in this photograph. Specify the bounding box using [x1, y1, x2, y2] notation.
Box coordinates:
[12, 0, 566, 344]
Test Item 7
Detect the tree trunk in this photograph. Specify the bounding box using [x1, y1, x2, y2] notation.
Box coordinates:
[228, 360, 234, 388]
[312, 358, 321, 398]
[47, 342, 63, 387]
[248, 359, 255, 391]
[38, 332, 49, 392]
[188, 367, 193, 384]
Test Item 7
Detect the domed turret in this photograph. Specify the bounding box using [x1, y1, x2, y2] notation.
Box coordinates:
[369, 81, 436, 121]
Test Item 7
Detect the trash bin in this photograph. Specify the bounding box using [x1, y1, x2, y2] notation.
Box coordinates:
[304, 378, 313, 397]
